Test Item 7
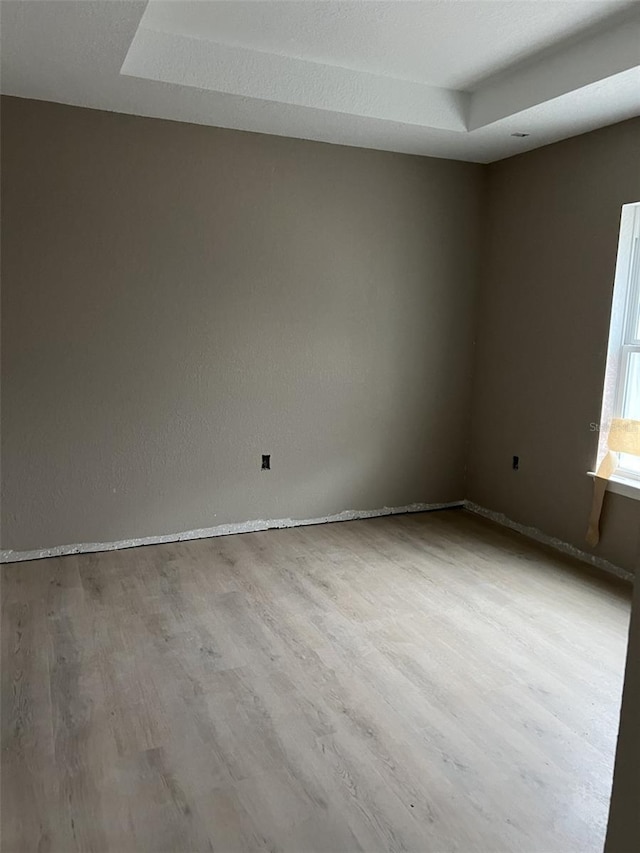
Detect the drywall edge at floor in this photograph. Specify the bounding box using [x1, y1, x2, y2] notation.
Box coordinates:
[464, 501, 633, 582]
[0, 501, 462, 563]
[2, 500, 632, 585]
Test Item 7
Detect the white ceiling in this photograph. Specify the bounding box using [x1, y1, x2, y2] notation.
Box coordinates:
[141, 0, 636, 89]
[2, 0, 639, 163]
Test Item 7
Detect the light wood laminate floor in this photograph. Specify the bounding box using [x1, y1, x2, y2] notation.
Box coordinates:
[2, 509, 632, 853]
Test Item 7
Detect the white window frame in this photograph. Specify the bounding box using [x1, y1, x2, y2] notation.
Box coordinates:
[594, 202, 640, 493]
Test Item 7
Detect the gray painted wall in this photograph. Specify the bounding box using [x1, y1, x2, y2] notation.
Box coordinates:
[605, 543, 640, 852]
[1, 97, 483, 552]
[468, 118, 640, 575]
[2, 98, 638, 569]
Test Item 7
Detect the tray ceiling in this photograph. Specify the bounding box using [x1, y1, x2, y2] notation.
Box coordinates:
[2, 1, 639, 162]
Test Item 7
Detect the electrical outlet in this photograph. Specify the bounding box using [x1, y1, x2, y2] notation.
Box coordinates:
[261, 454, 271, 470]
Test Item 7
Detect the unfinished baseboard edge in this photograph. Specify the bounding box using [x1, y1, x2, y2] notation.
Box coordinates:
[0, 500, 464, 564]
[464, 501, 634, 583]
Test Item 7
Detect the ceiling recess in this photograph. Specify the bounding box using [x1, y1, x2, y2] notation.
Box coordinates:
[1, 1, 639, 163]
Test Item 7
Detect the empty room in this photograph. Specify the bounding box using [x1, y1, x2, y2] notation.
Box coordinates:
[2, 1, 640, 851]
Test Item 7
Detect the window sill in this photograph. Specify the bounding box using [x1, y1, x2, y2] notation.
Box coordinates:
[587, 471, 640, 501]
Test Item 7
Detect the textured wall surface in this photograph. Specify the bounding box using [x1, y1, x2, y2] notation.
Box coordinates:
[468, 118, 640, 575]
[0, 97, 482, 552]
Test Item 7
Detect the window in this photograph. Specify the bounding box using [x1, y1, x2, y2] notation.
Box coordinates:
[596, 202, 640, 483]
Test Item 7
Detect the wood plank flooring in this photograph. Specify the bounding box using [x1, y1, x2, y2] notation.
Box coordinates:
[1, 509, 632, 853]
